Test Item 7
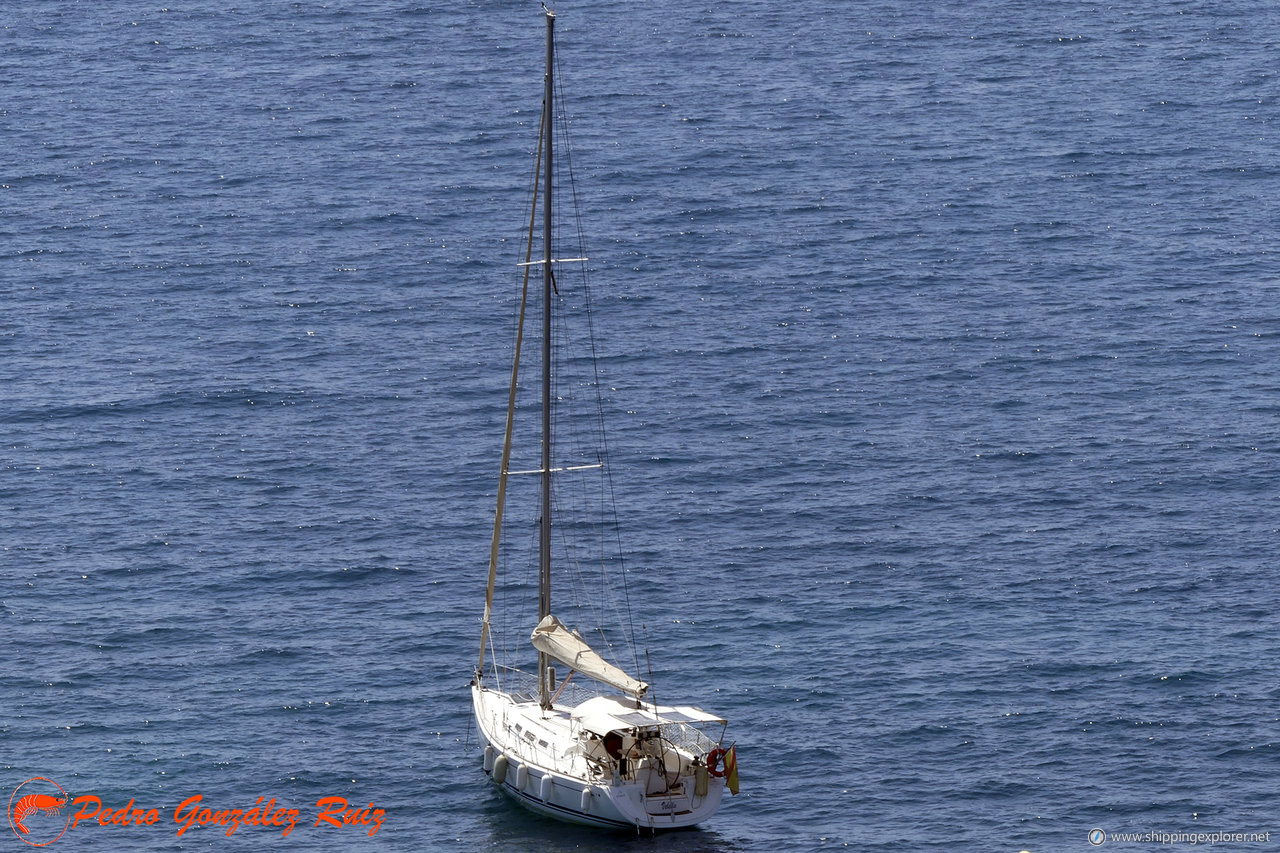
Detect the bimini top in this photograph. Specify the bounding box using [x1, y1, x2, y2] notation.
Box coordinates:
[531, 614, 649, 698]
[571, 694, 727, 737]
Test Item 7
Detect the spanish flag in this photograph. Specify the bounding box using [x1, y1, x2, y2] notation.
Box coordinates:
[724, 744, 739, 795]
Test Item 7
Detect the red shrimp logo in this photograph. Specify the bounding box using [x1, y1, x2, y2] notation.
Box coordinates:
[7, 778, 71, 847]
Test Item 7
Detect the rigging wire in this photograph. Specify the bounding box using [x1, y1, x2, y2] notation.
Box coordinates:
[488, 82, 551, 684]
[552, 43, 645, 679]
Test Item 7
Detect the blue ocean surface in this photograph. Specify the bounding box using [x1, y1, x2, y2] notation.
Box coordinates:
[4, 0, 1280, 850]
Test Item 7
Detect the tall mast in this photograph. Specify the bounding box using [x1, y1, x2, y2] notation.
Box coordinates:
[538, 7, 555, 709]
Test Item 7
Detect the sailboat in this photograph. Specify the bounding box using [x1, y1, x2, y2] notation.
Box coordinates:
[470, 8, 736, 831]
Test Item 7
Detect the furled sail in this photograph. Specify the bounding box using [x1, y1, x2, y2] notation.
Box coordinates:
[530, 614, 649, 698]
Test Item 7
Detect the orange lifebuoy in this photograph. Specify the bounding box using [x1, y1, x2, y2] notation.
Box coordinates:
[706, 748, 727, 778]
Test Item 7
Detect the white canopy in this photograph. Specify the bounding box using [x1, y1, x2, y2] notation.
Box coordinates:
[572, 694, 727, 737]
[530, 614, 649, 698]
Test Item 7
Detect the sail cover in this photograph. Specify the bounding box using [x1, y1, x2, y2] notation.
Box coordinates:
[531, 614, 649, 698]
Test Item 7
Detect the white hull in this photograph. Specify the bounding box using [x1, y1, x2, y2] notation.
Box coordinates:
[472, 684, 725, 831]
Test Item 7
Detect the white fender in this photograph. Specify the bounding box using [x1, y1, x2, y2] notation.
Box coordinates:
[492, 754, 508, 784]
[516, 763, 529, 790]
[580, 787, 591, 812]
[484, 745, 495, 773]
[540, 774, 553, 801]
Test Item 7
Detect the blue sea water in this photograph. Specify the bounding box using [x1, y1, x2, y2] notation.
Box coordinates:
[4, 0, 1280, 850]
